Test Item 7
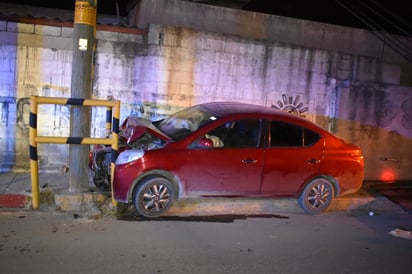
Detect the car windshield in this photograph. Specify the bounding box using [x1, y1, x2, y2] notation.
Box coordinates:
[157, 105, 218, 140]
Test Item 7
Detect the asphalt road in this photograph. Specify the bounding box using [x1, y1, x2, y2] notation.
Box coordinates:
[1, 204, 411, 274]
[368, 182, 412, 215]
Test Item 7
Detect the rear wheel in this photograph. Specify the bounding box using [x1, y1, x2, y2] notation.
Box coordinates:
[298, 177, 334, 214]
[133, 177, 175, 218]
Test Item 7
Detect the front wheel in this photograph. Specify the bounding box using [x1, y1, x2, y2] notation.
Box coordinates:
[133, 177, 176, 218]
[298, 177, 334, 214]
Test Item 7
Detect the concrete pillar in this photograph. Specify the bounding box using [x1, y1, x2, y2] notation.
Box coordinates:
[69, 0, 97, 192]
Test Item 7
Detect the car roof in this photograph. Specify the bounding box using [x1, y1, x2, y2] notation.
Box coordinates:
[199, 101, 286, 116]
[198, 101, 332, 135]
[199, 101, 304, 121]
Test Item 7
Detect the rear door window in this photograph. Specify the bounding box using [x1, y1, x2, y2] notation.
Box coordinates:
[269, 121, 320, 147]
[303, 127, 321, 146]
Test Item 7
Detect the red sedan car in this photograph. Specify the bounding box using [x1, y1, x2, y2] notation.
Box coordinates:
[112, 102, 364, 218]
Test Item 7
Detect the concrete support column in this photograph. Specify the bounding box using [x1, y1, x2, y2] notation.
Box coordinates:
[69, 0, 97, 192]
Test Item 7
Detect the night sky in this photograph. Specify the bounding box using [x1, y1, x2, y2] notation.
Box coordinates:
[0, 0, 411, 35]
[244, 0, 412, 36]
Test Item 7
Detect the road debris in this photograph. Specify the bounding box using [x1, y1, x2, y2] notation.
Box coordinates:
[389, 228, 412, 240]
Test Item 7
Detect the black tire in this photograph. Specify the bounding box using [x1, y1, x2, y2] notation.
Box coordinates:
[298, 177, 334, 214]
[133, 177, 176, 218]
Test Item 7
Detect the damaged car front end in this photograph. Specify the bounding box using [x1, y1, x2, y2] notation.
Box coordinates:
[89, 116, 170, 191]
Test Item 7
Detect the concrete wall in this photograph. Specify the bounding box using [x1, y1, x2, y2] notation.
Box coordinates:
[130, 0, 412, 67]
[0, 21, 148, 172]
[1, 3, 412, 181]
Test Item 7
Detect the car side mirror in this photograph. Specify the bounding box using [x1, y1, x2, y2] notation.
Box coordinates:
[196, 137, 214, 148]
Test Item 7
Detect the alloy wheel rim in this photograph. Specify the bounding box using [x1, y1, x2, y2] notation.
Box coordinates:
[308, 183, 330, 209]
[142, 184, 171, 212]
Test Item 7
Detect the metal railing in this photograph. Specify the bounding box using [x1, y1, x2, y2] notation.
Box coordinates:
[29, 96, 120, 209]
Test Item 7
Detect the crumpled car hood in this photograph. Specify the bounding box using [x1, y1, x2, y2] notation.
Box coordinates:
[120, 116, 171, 143]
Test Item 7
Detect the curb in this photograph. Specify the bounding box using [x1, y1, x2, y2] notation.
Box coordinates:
[0, 194, 29, 208]
[0, 187, 400, 216]
[54, 191, 111, 212]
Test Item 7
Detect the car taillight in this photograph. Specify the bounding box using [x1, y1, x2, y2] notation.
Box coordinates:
[350, 150, 364, 163]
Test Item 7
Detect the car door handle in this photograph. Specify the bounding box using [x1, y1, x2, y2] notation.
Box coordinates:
[242, 159, 257, 164]
[306, 158, 320, 164]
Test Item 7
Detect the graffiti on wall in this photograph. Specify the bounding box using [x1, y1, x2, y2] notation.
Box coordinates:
[0, 96, 16, 128]
[51, 104, 70, 136]
[15, 97, 71, 134]
[376, 96, 412, 131]
[123, 95, 176, 122]
[129, 103, 145, 117]
[16, 97, 30, 130]
[401, 98, 412, 129]
[376, 99, 397, 128]
[271, 94, 309, 117]
[0, 96, 17, 171]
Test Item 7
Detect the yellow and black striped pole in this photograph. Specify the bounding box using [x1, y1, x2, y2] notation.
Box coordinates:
[105, 107, 112, 137]
[29, 96, 40, 209]
[111, 100, 120, 205]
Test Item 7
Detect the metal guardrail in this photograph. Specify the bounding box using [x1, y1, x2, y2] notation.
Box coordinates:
[29, 96, 120, 209]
